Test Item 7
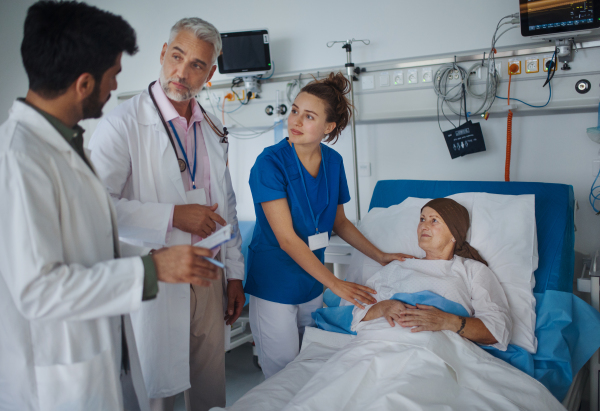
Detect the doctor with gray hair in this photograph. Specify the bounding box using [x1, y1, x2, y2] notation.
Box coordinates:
[90, 17, 245, 411]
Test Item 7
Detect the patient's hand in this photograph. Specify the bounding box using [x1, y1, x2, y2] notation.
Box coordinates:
[397, 304, 455, 333]
[362, 300, 413, 327]
[377, 252, 416, 266]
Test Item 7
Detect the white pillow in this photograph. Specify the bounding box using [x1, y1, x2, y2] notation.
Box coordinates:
[344, 193, 538, 354]
[469, 193, 538, 353]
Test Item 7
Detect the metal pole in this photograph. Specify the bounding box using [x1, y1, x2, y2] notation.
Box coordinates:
[343, 42, 361, 223]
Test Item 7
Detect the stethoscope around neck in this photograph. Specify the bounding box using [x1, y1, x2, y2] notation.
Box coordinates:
[147, 81, 229, 174]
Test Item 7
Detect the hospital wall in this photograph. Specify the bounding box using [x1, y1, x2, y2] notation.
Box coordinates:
[1, 0, 599, 259]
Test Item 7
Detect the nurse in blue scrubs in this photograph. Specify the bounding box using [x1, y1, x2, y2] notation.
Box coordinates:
[245, 72, 412, 378]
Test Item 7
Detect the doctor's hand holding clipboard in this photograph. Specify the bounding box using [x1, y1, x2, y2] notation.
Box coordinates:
[151, 224, 234, 287]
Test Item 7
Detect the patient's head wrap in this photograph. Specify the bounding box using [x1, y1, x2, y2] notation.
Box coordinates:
[422, 198, 488, 266]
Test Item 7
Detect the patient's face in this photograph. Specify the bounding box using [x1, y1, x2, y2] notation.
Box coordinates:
[418, 207, 455, 255]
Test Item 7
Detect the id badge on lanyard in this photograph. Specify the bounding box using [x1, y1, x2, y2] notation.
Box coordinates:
[292, 143, 330, 251]
[308, 232, 329, 251]
[186, 188, 207, 205]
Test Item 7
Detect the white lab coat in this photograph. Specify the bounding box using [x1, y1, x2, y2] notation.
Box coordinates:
[89, 89, 244, 398]
[0, 100, 149, 411]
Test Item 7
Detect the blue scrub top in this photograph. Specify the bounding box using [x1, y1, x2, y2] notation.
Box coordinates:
[245, 138, 351, 305]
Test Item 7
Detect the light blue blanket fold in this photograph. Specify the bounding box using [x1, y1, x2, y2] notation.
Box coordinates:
[313, 289, 600, 401]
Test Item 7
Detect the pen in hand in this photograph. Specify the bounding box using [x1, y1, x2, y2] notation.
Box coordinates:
[203, 256, 224, 268]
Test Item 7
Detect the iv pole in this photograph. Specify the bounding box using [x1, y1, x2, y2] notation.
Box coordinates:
[327, 38, 370, 223]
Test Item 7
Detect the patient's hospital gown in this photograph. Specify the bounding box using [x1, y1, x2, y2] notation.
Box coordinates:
[350, 256, 512, 350]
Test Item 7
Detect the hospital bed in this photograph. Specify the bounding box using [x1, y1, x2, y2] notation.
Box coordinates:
[218, 180, 600, 411]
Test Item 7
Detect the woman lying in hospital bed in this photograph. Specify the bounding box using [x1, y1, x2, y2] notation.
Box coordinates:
[268, 198, 565, 411]
[351, 197, 510, 349]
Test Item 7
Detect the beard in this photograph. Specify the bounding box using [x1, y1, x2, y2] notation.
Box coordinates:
[82, 81, 108, 120]
[159, 67, 202, 102]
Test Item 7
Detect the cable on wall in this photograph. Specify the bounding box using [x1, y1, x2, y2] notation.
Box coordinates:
[204, 88, 276, 140]
[433, 63, 468, 130]
[465, 60, 499, 116]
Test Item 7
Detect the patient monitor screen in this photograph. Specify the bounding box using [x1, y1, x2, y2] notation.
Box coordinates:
[520, 0, 600, 36]
[218, 30, 271, 74]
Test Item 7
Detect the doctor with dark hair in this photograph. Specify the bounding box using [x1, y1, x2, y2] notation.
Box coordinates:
[0, 3, 219, 410]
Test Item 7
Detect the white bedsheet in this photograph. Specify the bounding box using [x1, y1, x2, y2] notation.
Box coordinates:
[214, 327, 565, 411]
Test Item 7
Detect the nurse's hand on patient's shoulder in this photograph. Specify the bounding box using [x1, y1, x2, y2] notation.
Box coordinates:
[173, 204, 227, 238]
[329, 279, 377, 309]
[377, 252, 416, 266]
[225, 280, 245, 325]
[152, 245, 219, 287]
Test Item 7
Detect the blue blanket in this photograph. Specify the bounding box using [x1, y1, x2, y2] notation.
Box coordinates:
[314, 289, 600, 401]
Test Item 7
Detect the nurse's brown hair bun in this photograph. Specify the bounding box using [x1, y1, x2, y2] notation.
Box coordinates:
[300, 72, 353, 144]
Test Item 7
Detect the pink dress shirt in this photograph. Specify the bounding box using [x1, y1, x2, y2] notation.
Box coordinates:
[152, 80, 218, 252]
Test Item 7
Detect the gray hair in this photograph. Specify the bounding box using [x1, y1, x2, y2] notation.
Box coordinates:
[168, 18, 222, 64]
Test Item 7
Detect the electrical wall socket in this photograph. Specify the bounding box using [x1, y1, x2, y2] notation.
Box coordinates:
[407, 69, 418, 84]
[525, 58, 539, 73]
[543, 55, 557, 72]
[393, 71, 404, 85]
[422, 67, 433, 83]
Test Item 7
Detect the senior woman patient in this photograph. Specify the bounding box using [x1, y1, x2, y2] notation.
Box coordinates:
[352, 198, 512, 350]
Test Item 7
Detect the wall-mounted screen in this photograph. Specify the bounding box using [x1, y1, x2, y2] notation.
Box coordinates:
[217, 29, 271, 76]
[520, 0, 600, 37]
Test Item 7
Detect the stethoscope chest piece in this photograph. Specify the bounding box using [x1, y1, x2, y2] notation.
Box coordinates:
[178, 158, 187, 172]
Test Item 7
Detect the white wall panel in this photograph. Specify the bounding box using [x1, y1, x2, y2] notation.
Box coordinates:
[1, 0, 599, 261]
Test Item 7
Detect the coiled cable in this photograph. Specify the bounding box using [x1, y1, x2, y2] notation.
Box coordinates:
[505, 64, 519, 182]
[506, 111, 513, 182]
[465, 61, 499, 116]
[433, 63, 470, 130]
